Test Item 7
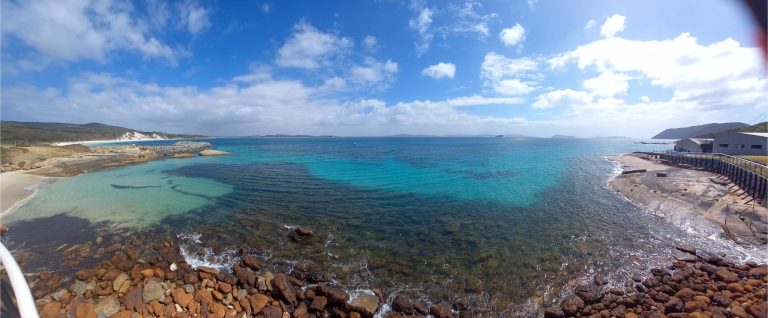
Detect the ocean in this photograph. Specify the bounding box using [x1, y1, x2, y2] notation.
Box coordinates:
[4, 137, 762, 315]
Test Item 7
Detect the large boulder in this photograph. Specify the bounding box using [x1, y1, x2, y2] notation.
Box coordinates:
[574, 284, 604, 303]
[143, 280, 165, 303]
[94, 296, 120, 317]
[561, 295, 585, 316]
[272, 274, 297, 304]
[317, 284, 349, 305]
[347, 292, 379, 317]
[391, 295, 414, 314]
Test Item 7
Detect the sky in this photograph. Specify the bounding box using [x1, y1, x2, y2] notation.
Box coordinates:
[1, 0, 766, 137]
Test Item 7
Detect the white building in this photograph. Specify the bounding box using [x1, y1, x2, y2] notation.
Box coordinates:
[713, 132, 768, 156]
[674, 138, 713, 153]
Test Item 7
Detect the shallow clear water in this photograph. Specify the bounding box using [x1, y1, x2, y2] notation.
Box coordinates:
[5, 137, 762, 315]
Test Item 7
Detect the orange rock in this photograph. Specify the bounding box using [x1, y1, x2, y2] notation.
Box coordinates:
[75, 302, 96, 318]
[140, 268, 155, 278]
[218, 282, 233, 294]
[172, 288, 193, 308]
[150, 300, 165, 317]
[40, 301, 62, 318]
[112, 310, 133, 318]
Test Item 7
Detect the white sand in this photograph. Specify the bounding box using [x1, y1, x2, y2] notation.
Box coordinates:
[0, 171, 51, 216]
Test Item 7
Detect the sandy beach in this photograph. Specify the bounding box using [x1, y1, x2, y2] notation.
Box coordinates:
[609, 153, 768, 247]
[0, 170, 50, 215]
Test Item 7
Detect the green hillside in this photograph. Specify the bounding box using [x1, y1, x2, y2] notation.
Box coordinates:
[0, 121, 207, 144]
[696, 122, 768, 138]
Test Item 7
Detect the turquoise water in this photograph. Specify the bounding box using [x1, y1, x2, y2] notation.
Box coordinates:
[3, 157, 233, 227]
[6, 137, 755, 315]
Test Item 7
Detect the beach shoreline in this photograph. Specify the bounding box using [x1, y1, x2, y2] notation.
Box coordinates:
[0, 170, 52, 215]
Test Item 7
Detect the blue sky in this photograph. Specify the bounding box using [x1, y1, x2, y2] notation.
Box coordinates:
[1, 0, 766, 137]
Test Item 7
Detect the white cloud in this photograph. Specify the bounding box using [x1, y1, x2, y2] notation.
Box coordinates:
[480, 52, 539, 95]
[349, 58, 399, 89]
[1, 71, 527, 136]
[276, 21, 352, 69]
[409, 7, 434, 55]
[640, 96, 651, 103]
[585, 19, 596, 29]
[421, 62, 456, 79]
[494, 79, 535, 95]
[448, 1, 498, 39]
[499, 24, 525, 47]
[178, 0, 211, 34]
[582, 71, 629, 97]
[363, 35, 378, 52]
[145, 0, 170, 30]
[1, 0, 178, 65]
[600, 14, 626, 38]
[532, 89, 593, 109]
[552, 33, 767, 110]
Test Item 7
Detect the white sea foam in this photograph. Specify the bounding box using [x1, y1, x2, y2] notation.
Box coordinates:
[177, 232, 240, 271]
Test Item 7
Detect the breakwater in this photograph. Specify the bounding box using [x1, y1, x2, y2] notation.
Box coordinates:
[140, 142, 213, 156]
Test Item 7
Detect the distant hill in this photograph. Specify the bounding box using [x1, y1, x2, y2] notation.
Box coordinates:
[652, 122, 748, 139]
[696, 122, 768, 138]
[0, 121, 206, 144]
[552, 134, 576, 139]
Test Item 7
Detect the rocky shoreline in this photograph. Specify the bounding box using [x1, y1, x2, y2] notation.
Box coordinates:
[17, 224, 768, 318]
[544, 244, 767, 318]
[24, 227, 463, 318]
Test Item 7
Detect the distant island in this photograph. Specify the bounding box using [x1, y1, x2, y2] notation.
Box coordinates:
[259, 134, 336, 138]
[551, 134, 576, 139]
[651, 122, 748, 139]
[0, 121, 207, 145]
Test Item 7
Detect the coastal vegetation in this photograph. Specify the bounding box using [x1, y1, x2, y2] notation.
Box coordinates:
[652, 123, 750, 139]
[696, 122, 768, 139]
[0, 121, 206, 145]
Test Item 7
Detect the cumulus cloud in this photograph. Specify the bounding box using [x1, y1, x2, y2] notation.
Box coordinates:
[421, 62, 456, 79]
[349, 58, 399, 89]
[585, 19, 596, 29]
[493, 79, 535, 95]
[534, 20, 766, 136]
[480, 52, 539, 95]
[582, 71, 629, 97]
[600, 14, 626, 38]
[550, 33, 766, 110]
[276, 21, 352, 69]
[532, 89, 593, 109]
[499, 24, 525, 47]
[1, 71, 527, 136]
[1, 0, 178, 65]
